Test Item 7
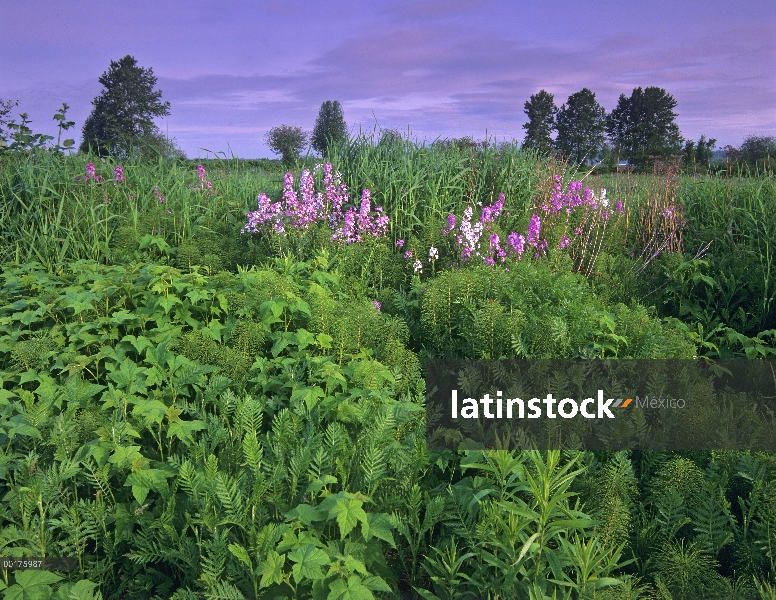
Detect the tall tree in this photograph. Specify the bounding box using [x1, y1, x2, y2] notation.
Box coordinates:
[522, 90, 557, 154]
[684, 135, 716, 171]
[79, 55, 171, 157]
[311, 100, 347, 157]
[606, 87, 682, 167]
[554, 88, 606, 165]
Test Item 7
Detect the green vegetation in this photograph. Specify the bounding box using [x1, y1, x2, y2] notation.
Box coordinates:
[79, 55, 179, 160]
[312, 101, 348, 159]
[266, 126, 310, 167]
[0, 132, 775, 599]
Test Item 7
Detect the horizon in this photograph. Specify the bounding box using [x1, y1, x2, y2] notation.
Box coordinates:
[2, 0, 774, 160]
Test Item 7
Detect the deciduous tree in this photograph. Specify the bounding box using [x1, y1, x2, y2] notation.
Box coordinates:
[522, 90, 557, 154]
[266, 125, 309, 166]
[554, 88, 606, 165]
[311, 100, 347, 157]
[79, 55, 171, 158]
[607, 87, 682, 167]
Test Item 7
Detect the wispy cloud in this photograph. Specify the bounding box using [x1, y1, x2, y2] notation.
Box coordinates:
[1, 0, 773, 157]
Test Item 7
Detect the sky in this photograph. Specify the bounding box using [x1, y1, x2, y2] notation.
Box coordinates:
[2, 0, 775, 159]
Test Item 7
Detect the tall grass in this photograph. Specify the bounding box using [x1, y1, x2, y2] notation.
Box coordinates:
[325, 128, 561, 244]
[0, 152, 281, 270]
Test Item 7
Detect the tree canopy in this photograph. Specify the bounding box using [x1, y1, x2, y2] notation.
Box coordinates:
[79, 55, 172, 158]
[266, 125, 309, 166]
[311, 100, 347, 157]
[554, 88, 606, 165]
[522, 90, 557, 155]
[606, 86, 682, 167]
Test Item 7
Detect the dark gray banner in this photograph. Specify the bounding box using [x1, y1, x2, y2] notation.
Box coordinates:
[425, 360, 776, 450]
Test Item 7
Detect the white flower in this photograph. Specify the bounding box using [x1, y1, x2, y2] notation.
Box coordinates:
[413, 260, 423, 274]
[429, 246, 439, 261]
[601, 189, 609, 208]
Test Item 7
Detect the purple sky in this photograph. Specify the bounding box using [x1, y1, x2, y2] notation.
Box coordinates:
[3, 0, 775, 159]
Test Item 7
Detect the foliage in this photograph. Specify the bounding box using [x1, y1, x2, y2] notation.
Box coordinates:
[1, 132, 775, 599]
[311, 101, 348, 158]
[682, 135, 716, 174]
[738, 135, 776, 174]
[607, 87, 683, 168]
[522, 90, 557, 155]
[555, 88, 607, 166]
[79, 55, 171, 159]
[265, 125, 309, 167]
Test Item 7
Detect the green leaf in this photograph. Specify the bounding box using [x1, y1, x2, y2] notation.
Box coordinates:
[258, 550, 285, 589]
[5, 570, 62, 600]
[157, 294, 182, 314]
[288, 544, 329, 583]
[108, 358, 146, 394]
[67, 579, 101, 600]
[166, 419, 207, 446]
[228, 543, 253, 570]
[132, 399, 168, 427]
[329, 496, 368, 539]
[290, 385, 324, 411]
[361, 512, 395, 547]
[285, 504, 326, 526]
[361, 576, 392, 593]
[327, 575, 374, 600]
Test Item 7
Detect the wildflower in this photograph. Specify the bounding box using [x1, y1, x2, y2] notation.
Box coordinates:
[404, 251, 413, 259]
[527, 214, 541, 247]
[413, 260, 423, 274]
[114, 166, 125, 184]
[85, 163, 96, 180]
[558, 236, 570, 249]
[373, 301, 381, 311]
[395, 239, 404, 248]
[615, 200, 624, 213]
[507, 232, 525, 258]
[429, 246, 439, 261]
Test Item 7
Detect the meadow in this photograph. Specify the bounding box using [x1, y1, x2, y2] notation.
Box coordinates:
[0, 134, 775, 600]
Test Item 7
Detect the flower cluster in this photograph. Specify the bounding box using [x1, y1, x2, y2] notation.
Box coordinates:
[441, 194, 506, 262]
[242, 163, 389, 244]
[76, 163, 103, 183]
[113, 166, 125, 184]
[153, 187, 166, 204]
[440, 179, 623, 266]
[189, 164, 214, 195]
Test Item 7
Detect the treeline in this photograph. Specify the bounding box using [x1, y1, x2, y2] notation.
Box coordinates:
[520, 87, 776, 174]
[1, 54, 774, 175]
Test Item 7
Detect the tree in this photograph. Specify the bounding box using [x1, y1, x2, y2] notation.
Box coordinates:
[522, 90, 557, 154]
[266, 125, 309, 165]
[739, 135, 776, 173]
[554, 88, 606, 165]
[79, 55, 171, 158]
[606, 87, 682, 167]
[683, 135, 716, 172]
[311, 100, 347, 157]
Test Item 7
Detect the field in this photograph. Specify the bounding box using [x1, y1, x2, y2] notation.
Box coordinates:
[0, 136, 775, 600]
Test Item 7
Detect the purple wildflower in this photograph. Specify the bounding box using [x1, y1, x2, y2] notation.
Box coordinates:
[396, 239, 405, 248]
